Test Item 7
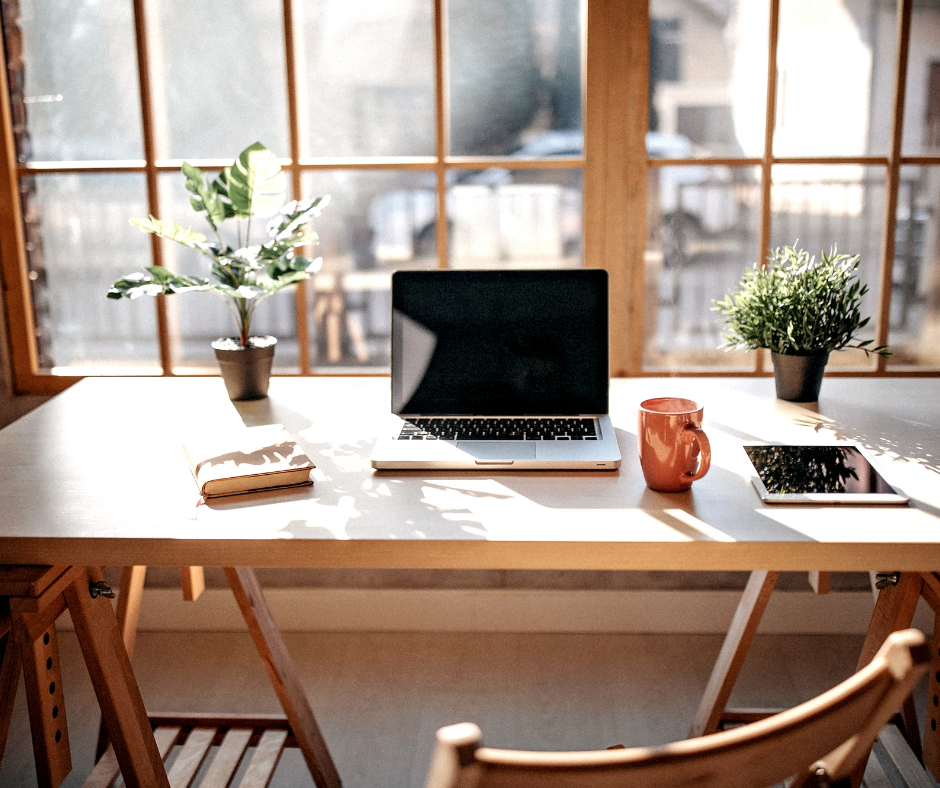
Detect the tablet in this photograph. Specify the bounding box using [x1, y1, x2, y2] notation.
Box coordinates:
[743, 443, 909, 505]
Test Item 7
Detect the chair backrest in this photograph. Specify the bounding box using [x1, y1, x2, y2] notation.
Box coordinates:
[424, 629, 928, 788]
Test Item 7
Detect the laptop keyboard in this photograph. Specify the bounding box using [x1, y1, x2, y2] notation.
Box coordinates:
[397, 417, 597, 441]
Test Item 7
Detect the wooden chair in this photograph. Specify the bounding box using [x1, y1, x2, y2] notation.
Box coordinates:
[424, 629, 929, 788]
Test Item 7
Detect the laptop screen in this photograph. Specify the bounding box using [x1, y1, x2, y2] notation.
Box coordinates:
[391, 269, 609, 416]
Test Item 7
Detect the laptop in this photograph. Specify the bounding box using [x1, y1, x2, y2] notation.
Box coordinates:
[370, 269, 622, 470]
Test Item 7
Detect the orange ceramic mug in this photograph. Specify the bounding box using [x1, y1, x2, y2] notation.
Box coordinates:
[638, 397, 711, 492]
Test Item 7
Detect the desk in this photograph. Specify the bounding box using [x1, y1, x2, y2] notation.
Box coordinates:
[1, 376, 939, 786]
[1, 376, 939, 570]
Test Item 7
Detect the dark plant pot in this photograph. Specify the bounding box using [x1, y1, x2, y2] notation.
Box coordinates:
[211, 336, 276, 401]
[771, 351, 829, 402]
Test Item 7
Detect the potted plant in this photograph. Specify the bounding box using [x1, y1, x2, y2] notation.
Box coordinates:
[714, 244, 890, 402]
[108, 141, 328, 400]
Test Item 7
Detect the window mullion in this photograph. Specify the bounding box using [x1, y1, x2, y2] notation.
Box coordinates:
[876, 0, 914, 372]
[434, 0, 449, 270]
[758, 0, 781, 376]
[131, 0, 172, 376]
[282, 0, 310, 374]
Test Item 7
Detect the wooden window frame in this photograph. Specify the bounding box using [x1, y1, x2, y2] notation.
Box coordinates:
[0, 0, 936, 395]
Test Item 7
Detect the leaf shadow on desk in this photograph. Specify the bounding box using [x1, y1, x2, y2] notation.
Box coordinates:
[789, 405, 940, 475]
[786, 403, 940, 519]
[300, 437, 500, 540]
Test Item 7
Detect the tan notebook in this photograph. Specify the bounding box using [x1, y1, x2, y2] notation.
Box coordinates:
[182, 424, 315, 498]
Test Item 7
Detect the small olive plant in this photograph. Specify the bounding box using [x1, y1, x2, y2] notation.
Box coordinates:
[713, 244, 890, 357]
[108, 142, 328, 347]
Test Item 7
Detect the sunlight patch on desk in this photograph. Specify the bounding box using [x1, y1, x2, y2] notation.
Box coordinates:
[754, 505, 940, 542]
[662, 509, 737, 542]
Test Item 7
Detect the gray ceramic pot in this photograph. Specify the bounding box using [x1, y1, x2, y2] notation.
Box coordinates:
[770, 351, 829, 402]
[211, 336, 276, 401]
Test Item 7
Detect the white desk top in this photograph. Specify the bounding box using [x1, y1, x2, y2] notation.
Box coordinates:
[1, 376, 938, 570]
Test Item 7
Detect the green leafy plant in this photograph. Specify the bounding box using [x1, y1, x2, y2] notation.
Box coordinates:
[108, 142, 328, 347]
[713, 244, 890, 357]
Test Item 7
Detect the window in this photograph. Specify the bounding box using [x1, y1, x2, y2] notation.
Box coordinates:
[644, 0, 940, 374]
[0, 0, 589, 390]
[0, 0, 937, 394]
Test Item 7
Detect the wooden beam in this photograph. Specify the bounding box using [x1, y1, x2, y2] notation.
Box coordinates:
[689, 571, 779, 738]
[584, 0, 648, 376]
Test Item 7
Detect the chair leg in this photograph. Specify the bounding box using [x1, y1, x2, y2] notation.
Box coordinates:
[64, 566, 170, 788]
[224, 567, 341, 788]
[95, 566, 147, 762]
[689, 570, 779, 737]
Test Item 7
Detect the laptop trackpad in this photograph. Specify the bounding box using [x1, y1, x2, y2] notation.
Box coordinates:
[457, 442, 536, 460]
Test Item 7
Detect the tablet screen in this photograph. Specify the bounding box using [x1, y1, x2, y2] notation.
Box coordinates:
[744, 445, 897, 495]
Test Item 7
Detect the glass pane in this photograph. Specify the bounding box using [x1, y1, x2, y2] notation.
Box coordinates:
[296, 0, 435, 157]
[902, 7, 940, 156]
[302, 170, 439, 370]
[447, 168, 582, 268]
[148, 0, 288, 159]
[649, 0, 769, 158]
[157, 172, 301, 373]
[7, 0, 143, 161]
[769, 164, 886, 369]
[775, 0, 895, 157]
[24, 174, 159, 371]
[644, 165, 760, 371]
[886, 165, 940, 367]
[449, 0, 583, 156]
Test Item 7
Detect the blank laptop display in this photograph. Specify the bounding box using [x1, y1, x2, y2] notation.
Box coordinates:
[370, 269, 622, 470]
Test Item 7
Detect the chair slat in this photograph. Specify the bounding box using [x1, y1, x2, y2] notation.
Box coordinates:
[81, 745, 120, 788]
[83, 726, 180, 788]
[167, 727, 216, 788]
[876, 726, 935, 788]
[863, 745, 896, 788]
[199, 728, 253, 788]
[238, 729, 288, 788]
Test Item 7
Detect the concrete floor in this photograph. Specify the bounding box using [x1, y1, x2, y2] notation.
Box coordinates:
[0, 630, 872, 788]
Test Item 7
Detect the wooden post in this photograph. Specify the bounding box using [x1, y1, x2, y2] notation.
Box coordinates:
[689, 570, 779, 738]
[224, 567, 341, 788]
[64, 567, 170, 788]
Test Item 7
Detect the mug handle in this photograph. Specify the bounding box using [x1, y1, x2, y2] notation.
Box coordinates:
[680, 426, 711, 483]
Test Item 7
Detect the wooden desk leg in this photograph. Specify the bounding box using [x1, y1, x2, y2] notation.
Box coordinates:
[808, 571, 830, 594]
[856, 572, 923, 671]
[689, 570, 779, 738]
[180, 567, 205, 602]
[95, 566, 147, 762]
[64, 567, 170, 788]
[225, 567, 342, 788]
[12, 608, 72, 788]
[0, 629, 22, 772]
